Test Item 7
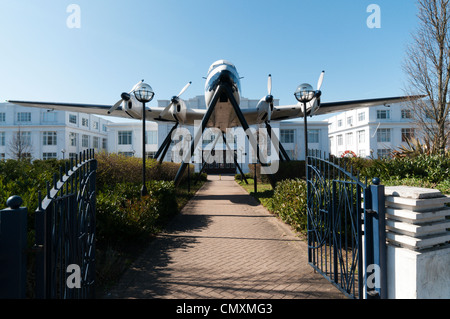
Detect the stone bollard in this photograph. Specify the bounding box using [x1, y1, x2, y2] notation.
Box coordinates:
[384, 186, 450, 299]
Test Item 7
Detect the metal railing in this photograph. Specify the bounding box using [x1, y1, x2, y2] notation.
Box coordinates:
[0, 149, 97, 299]
[306, 150, 386, 299]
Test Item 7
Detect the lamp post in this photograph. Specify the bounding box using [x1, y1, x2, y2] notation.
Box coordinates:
[294, 83, 316, 164]
[134, 81, 155, 197]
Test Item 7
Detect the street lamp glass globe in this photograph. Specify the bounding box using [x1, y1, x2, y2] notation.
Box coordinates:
[134, 82, 155, 103]
[294, 83, 315, 103]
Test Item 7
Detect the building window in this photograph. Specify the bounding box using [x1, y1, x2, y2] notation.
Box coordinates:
[377, 110, 391, 119]
[357, 130, 365, 144]
[401, 128, 415, 142]
[358, 150, 366, 158]
[280, 129, 295, 144]
[0, 113, 5, 122]
[93, 136, 99, 149]
[401, 109, 412, 119]
[347, 116, 353, 126]
[102, 124, 107, 132]
[146, 131, 158, 145]
[42, 112, 57, 122]
[377, 128, 391, 142]
[377, 149, 391, 159]
[118, 131, 132, 145]
[69, 153, 77, 160]
[70, 132, 77, 146]
[82, 135, 89, 148]
[0, 132, 5, 146]
[146, 152, 157, 159]
[43, 132, 57, 146]
[308, 129, 320, 143]
[82, 118, 89, 127]
[18, 131, 31, 145]
[93, 121, 99, 130]
[346, 132, 353, 145]
[337, 135, 343, 146]
[102, 138, 107, 149]
[69, 114, 77, 124]
[118, 152, 134, 157]
[43, 152, 57, 160]
[358, 112, 366, 122]
[17, 112, 31, 122]
[337, 119, 343, 127]
[0, 153, 5, 161]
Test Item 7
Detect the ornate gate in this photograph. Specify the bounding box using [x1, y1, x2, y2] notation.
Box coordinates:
[34, 150, 97, 299]
[306, 150, 385, 299]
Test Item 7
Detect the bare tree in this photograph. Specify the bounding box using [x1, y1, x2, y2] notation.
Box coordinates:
[403, 0, 450, 154]
[8, 127, 33, 160]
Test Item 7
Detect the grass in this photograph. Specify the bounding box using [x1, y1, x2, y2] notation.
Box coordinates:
[236, 178, 274, 208]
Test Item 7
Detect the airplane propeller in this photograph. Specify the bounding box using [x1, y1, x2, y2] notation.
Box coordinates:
[159, 81, 192, 120]
[108, 80, 143, 114]
[316, 71, 325, 98]
[265, 74, 274, 122]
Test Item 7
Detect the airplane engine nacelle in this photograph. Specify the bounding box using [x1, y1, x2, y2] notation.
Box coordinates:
[309, 97, 321, 116]
[169, 99, 188, 123]
[256, 98, 271, 124]
[123, 95, 145, 119]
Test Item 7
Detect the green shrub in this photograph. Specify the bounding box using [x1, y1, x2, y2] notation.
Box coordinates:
[345, 154, 450, 185]
[95, 151, 190, 188]
[270, 179, 307, 234]
[247, 161, 306, 187]
[96, 180, 177, 246]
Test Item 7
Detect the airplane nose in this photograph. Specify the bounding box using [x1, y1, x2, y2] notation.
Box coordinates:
[219, 70, 233, 84]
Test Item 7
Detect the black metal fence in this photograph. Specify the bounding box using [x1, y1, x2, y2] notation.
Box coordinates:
[306, 150, 386, 299]
[0, 149, 97, 299]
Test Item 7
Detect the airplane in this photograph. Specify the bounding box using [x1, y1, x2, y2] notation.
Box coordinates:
[7, 59, 423, 185]
[7, 59, 421, 131]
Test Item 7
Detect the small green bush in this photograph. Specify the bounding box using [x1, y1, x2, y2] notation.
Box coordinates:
[269, 179, 307, 234]
[95, 151, 190, 188]
[96, 180, 177, 246]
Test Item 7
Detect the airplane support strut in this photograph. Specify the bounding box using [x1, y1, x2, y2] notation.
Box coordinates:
[155, 122, 179, 163]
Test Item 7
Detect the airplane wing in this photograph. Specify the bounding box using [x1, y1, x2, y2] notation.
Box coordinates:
[312, 95, 424, 116]
[270, 95, 425, 121]
[6, 100, 132, 118]
[7, 99, 207, 124]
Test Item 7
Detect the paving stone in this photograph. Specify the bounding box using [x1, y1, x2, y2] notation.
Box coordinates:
[104, 175, 345, 299]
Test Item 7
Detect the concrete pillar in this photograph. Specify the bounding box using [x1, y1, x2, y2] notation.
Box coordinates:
[384, 186, 450, 299]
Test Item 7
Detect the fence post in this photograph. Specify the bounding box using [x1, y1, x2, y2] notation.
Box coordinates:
[0, 196, 28, 299]
[364, 178, 387, 299]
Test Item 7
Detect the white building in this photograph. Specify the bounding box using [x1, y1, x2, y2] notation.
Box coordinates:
[0, 98, 329, 174]
[328, 103, 416, 159]
[0, 103, 111, 161]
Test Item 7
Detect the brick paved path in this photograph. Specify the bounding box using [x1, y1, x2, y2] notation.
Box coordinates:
[105, 175, 345, 299]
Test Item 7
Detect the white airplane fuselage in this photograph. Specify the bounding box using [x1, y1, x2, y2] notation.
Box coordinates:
[203, 60, 243, 132]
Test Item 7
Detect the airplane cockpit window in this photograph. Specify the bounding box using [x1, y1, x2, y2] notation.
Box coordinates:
[207, 60, 236, 75]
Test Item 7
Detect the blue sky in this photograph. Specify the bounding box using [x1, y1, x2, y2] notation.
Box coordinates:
[0, 0, 419, 120]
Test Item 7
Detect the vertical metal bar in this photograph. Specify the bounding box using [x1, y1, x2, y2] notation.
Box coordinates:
[357, 183, 364, 299]
[364, 186, 374, 299]
[0, 201, 28, 299]
[332, 180, 338, 284]
[370, 178, 386, 299]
